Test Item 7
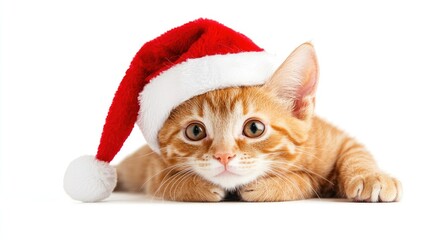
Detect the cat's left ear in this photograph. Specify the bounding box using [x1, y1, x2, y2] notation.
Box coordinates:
[264, 42, 319, 120]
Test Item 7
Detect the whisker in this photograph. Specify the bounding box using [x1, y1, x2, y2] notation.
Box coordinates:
[172, 170, 194, 200]
[164, 168, 193, 201]
[270, 168, 321, 199]
[266, 169, 306, 200]
[153, 166, 191, 201]
[157, 170, 182, 201]
[138, 163, 190, 191]
[169, 169, 192, 200]
[262, 158, 334, 186]
[263, 171, 290, 201]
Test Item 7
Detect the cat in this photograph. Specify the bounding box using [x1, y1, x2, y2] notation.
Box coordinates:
[115, 43, 402, 202]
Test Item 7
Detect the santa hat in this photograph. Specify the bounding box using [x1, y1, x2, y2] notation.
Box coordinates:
[64, 18, 277, 202]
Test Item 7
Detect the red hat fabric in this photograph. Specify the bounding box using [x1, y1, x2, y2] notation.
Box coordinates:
[64, 18, 277, 202]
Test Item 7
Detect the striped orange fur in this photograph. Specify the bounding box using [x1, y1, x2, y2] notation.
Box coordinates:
[115, 43, 402, 202]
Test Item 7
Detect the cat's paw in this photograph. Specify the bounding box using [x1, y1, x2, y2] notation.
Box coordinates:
[239, 183, 265, 202]
[155, 174, 226, 202]
[173, 184, 225, 202]
[239, 176, 312, 202]
[345, 172, 402, 202]
[239, 181, 280, 202]
[204, 185, 226, 202]
[187, 185, 225, 202]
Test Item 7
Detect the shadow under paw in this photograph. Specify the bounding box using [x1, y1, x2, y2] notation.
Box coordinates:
[223, 190, 241, 201]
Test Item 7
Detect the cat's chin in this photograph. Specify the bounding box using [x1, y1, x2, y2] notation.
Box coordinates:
[204, 171, 261, 190]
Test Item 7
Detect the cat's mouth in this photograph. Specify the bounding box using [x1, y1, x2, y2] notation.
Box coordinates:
[196, 164, 264, 189]
[214, 170, 241, 178]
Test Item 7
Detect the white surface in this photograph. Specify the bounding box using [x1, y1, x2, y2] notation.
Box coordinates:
[1, 0, 429, 239]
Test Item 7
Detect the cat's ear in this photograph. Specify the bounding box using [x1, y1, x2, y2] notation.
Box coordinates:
[264, 42, 319, 120]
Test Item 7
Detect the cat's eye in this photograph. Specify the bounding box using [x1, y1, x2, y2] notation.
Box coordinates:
[185, 122, 207, 141]
[243, 119, 265, 138]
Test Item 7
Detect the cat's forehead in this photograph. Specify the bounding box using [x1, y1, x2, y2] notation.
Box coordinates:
[197, 87, 261, 116]
[168, 86, 278, 126]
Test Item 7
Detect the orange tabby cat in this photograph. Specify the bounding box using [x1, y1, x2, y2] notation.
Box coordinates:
[115, 43, 402, 202]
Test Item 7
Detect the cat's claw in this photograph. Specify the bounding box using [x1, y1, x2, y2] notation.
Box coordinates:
[345, 172, 402, 202]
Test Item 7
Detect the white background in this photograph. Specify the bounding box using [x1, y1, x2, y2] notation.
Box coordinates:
[1, 0, 428, 239]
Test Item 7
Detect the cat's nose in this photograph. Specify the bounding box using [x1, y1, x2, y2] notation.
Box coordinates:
[214, 152, 236, 166]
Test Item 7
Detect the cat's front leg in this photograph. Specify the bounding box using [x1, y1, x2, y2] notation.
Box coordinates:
[336, 139, 402, 202]
[239, 173, 317, 202]
[151, 173, 225, 202]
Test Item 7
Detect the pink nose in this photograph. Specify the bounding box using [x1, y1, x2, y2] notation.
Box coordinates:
[214, 152, 236, 165]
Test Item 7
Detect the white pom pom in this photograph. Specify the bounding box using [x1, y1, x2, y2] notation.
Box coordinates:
[64, 155, 117, 202]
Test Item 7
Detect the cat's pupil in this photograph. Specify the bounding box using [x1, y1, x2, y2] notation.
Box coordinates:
[250, 122, 258, 134]
[193, 125, 201, 136]
[185, 122, 206, 141]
